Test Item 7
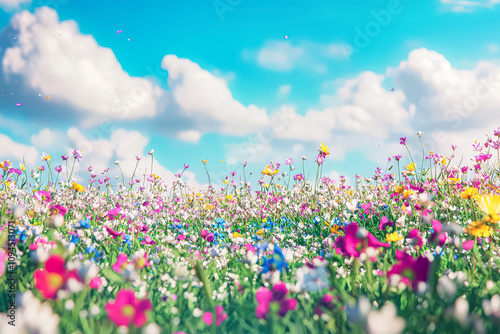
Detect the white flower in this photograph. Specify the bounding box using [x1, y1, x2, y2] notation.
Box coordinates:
[366, 302, 405, 334]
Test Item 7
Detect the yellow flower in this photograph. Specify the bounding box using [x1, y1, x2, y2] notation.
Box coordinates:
[20, 163, 25, 172]
[256, 229, 264, 235]
[331, 225, 341, 235]
[232, 232, 242, 238]
[225, 195, 233, 200]
[202, 159, 207, 164]
[386, 231, 403, 242]
[41, 152, 51, 161]
[466, 221, 491, 238]
[205, 204, 214, 211]
[429, 151, 434, 154]
[261, 165, 279, 176]
[394, 186, 405, 194]
[320, 143, 330, 156]
[461, 187, 479, 200]
[72, 182, 85, 192]
[403, 189, 415, 198]
[441, 157, 447, 165]
[448, 177, 460, 183]
[475, 194, 500, 223]
[222, 179, 229, 185]
[405, 163, 416, 172]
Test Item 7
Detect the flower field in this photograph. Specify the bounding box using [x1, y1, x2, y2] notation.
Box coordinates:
[2, 131, 500, 334]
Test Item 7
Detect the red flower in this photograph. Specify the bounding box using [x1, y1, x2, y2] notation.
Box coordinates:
[33, 255, 80, 299]
[105, 289, 152, 328]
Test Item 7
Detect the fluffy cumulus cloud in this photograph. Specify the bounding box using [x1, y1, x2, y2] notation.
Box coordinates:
[1, 7, 164, 126]
[441, 0, 500, 12]
[0, 133, 38, 165]
[387, 47, 500, 158]
[0, 0, 31, 11]
[270, 72, 412, 161]
[160, 55, 270, 137]
[244, 40, 351, 73]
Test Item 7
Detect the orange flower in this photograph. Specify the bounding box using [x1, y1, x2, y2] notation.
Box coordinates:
[460, 187, 478, 200]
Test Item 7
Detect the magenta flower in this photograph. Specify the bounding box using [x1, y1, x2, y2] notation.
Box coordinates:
[107, 207, 123, 220]
[184, 164, 189, 169]
[34, 190, 52, 205]
[387, 250, 430, 289]
[429, 220, 447, 247]
[54, 165, 62, 173]
[200, 229, 208, 239]
[49, 204, 67, 216]
[400, 137, 407, 145]
[462, 239, 475, 250]
[407, 229, 423, 249]
[105, 226, 124, 239]
[141, 236, 156, 246]
[378, 216, 393, 231]
[335, 223, 390, 259]
[112, 254, 130, 273]
[255, 283, 297, 319]
[61, 155, 69, 161]
[202, 305, 227, 326]
[206, 232, 214, 242]
[105, 289, 152, 328]
[89, 277, 103, 289]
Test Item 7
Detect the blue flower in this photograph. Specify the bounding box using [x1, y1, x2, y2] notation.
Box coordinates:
[75, 219, 91, 229]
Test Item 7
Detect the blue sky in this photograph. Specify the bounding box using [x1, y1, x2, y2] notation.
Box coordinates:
[1, 0, 500, 189]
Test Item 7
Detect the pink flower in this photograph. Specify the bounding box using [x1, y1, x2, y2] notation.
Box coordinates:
[105, 289, 152, 328]
[177, 234, 186, 241]
[407, 229, 423, 249]
[49, 204, 67, 216]
[107, 207, 123, 220]
[462, 239, 475, 250]
[105, 226, 124, 239]
[34, 190, 52, 204]
[112, 254, 130, 273]
[141, 236, 156, 246]
[89, 277, 103, 289]
[335, 223, 390, 259]
[200, 229, 208, 239]
[387, 250, 430, 289]
[33, 255, 81, 299]
[429, 220, 447, 247]
[255, 283, 297, 319]
[202, 305, 227, 326]
[378, 216, 393, 231]
[206, 233, 214, 242]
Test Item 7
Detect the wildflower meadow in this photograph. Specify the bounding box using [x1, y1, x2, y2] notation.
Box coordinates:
[2, 129, 500, 334]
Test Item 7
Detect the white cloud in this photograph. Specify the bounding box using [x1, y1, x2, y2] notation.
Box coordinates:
[275, 72, 412, 143]
[0, 133, 38, 165]
[2, 7, 164, 126]
[488, 43, 499, 53]
[161, 54, 270, 136]
[387, 48, 500, 135]
[0, 0, 30, 11]
[278, 84, 291, 96]
[30, 128, 57, 147]
[245, 40, 351, 72]
[177, 130, 202, 142]
[256, 41, 304, 71]
[441, 0, 500, 12]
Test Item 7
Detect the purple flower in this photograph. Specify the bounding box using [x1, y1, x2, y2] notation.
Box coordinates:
[62, 155, 69, 161]
[54, 165, 62, 173]
[393, 154, 402, 161]
[399, 137, 407, 145]
[72, 149, 82, 162]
